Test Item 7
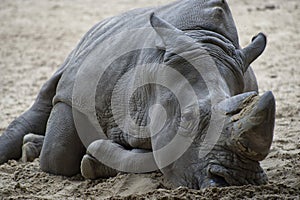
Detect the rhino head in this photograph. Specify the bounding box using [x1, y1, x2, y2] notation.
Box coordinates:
[148, 4, 275, 189]
[154, 90, 275, 189]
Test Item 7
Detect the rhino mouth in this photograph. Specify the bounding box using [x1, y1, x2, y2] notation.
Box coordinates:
[198, 163, 268, 189]
[200, 154, 268, 188]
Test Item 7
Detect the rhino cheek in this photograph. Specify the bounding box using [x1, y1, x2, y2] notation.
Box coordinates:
[160, 151, 201, 189]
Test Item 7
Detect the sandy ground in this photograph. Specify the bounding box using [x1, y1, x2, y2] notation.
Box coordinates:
[0, 0, 299, 199]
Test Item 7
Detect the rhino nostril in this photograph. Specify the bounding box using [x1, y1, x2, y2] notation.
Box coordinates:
[208, 174, 229, 187]
[206, 165, 230, 187]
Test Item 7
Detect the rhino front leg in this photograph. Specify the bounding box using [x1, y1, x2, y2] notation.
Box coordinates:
[0, 61, 67, 165]
[21, 133, 44, 162]
[40, 102, 85, 176]
[81, 139, 155, 179]
[0, 96, 53, 164]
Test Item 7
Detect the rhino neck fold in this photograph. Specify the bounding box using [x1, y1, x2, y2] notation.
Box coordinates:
[184, 29, 245, 95]
[156, 0, 239, 48]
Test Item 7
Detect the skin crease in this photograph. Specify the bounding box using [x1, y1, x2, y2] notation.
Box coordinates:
[157, 0, 240, 48]
[0, 0, 275, 189]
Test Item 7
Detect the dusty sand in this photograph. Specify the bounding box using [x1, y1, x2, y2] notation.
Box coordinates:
[0, 0, 299, 199]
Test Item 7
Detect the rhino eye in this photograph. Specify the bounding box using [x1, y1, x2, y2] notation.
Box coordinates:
[182, 113, 194, 122]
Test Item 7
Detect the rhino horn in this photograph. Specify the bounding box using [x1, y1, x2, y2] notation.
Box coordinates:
[240, 33, 267, 73]
[229, 91, 275, 161]
[215, 91, 258, 114]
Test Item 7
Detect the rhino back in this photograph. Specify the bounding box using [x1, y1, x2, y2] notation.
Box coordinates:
[54, 8, 162, 147]
[54, 0, 240, 107]
[53, 7, 155, 106]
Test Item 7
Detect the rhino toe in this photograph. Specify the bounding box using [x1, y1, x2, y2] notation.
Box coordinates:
[21, 133, 44, 162]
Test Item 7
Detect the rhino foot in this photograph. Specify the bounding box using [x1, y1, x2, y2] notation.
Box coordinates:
[21, 133, 44, 162]
[81, 154, 118, 179]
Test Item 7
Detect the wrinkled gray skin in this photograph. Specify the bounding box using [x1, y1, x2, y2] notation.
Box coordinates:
[0, 0, 275, 189]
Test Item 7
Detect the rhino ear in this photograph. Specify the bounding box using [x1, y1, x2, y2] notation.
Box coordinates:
[240, 33, 267, 73]
[150, 13, 195, 61]
[150, 13, 184, 47]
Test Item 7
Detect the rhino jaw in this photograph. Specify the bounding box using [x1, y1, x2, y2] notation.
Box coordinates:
[229, 91, 275, 161]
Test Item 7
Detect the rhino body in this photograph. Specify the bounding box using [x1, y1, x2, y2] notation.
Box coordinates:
[0, 0, 275, 189]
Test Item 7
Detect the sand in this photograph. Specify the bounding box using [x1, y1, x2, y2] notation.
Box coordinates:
[0, 0, 299, 199]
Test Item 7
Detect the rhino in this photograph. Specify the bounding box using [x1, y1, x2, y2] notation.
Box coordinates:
[0, 0, 275, 189]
